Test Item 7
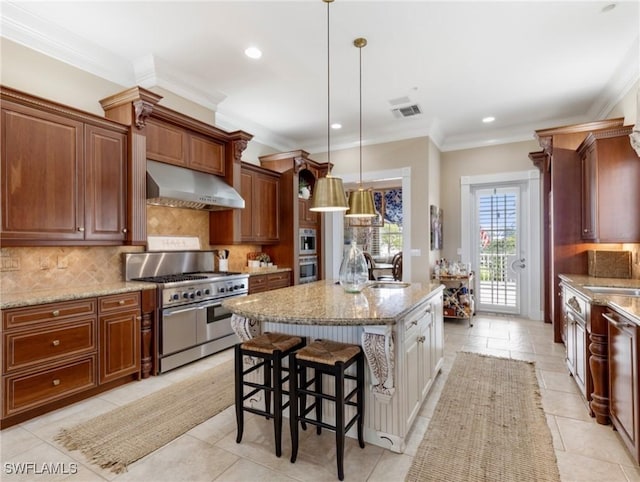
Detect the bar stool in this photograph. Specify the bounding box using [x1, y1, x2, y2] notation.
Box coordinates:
[234, 332, 306, 457]
[289, 339, 365, 481]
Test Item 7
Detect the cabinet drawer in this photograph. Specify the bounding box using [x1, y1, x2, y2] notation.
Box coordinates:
[267, 272, 290, 290]
[99, 292, 140, 314]
[249, 275, 267, 293]
[564, 291, 587, 320]
[4, 318, 97, 372]
[3, 299, 96, 330]
[3, 356, 97, 417]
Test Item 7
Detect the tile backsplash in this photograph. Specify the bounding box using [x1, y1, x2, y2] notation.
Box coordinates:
[1, 205, 264, 294]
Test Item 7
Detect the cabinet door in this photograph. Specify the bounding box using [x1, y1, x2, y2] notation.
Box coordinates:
[99, 309, 140, 384]
[608, 312, 639, 460]
[248, 275, 268, 294]
[299, 198, 319, 227]
[254, 173, 279, 242]
[565, 310, 577, 375]
[189, 134, 224, 175]
[84, 125, 127, 241]
[581, 144, 597, 240]
[145, 119, 188, 167]
[575, 318, 587, 395]
[1, 101, 84, 242]
[240, 170, 254, 240]
[404, 329, 421, 427]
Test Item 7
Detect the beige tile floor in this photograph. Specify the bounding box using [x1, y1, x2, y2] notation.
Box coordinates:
[2, 314, 640, 481]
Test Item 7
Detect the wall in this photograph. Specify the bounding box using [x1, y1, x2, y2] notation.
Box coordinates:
[315, 137, 435, 283]
[440, 139, 540, 262]
[609, 79, 639, 126]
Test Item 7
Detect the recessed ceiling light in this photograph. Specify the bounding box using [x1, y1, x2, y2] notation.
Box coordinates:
[482, 116, 495, 123]
[331, 123, 342, 129]
[244, 46, 262, 59]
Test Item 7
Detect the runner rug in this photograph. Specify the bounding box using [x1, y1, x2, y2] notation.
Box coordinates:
[406, 352, 560, 482]
[55, 360, 234, 474]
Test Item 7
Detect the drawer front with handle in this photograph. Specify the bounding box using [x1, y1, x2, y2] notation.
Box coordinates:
[4, 318, 97, 372]
[99, 292, 140, 314]
[267, 272, 290, 290]
[3, 356, 97, 416]
[3, 299, 96, 330]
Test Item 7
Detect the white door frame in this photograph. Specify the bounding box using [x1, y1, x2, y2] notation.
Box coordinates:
[460, 170, 542, 320]
[325, 167, 412, 282]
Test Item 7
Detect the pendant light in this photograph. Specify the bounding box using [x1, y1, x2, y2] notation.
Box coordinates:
[345, 37, 376, 218]
[310, 0, 349, 212]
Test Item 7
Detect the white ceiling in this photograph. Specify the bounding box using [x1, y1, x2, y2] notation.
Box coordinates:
[2, 1, 638, 153]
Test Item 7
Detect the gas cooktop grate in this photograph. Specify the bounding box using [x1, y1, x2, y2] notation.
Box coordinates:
[134, 274, 210, 283]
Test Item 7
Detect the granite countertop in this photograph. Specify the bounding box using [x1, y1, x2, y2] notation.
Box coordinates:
[222, 279, 444, 326]
[0, 281, 157, 310]
[558, 274, 640, 324]
[242, 267, 292, 276]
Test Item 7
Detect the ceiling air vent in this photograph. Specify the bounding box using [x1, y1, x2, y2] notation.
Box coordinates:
[391, 104, 422, 118]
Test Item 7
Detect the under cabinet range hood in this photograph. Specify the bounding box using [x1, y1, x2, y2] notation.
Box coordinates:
[146, 159, 244, 211]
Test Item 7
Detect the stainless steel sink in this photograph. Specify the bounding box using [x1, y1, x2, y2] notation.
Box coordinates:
[584, 286, 640, 297]
[368, 282, 411, 289]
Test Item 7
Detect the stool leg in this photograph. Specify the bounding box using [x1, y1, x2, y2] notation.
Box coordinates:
[234, 344, 244, 444]
[299, 363, 307, 431]
[273, 351, 283, 457]
[335, 362, 345, 481]
[315, 369, 323, 435]
[357, 353, 365, 448]
[289, 353, 299, 464]
[264, 358, 272, 418]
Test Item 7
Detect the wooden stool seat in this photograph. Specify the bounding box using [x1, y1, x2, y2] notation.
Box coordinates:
[241, 333, 303, 354]
[235, 332, 305, 458]
[295, 339, 362, 364]
[289, 339, 365, 481]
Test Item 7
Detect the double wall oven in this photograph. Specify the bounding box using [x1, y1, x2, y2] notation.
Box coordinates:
[125, 251, 248, 373]
[299, 228, 317, 284]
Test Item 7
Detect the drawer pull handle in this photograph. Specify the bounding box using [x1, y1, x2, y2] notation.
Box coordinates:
[52, 379, 60, 386]
[77, 227, 85, 232]
[118, 300, 125, 305]
[603, 312, 631, 329]
[52, 339, 60, 347]
[418, 336, 426, 343]
[410, 320, 418, 326]
[52, 310, 60, 317]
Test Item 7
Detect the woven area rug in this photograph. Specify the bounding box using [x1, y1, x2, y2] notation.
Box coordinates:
[406, 352, 560, 482]
[55, 360, 234, 474]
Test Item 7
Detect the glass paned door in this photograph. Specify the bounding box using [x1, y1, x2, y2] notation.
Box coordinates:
[474, 186, 523, 314]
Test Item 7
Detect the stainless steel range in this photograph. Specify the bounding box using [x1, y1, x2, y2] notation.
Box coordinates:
[124, 251, 248, 373]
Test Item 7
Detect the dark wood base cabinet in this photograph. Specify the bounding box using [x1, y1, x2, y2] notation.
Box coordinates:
[607, 309, 640, 463]
[1, 291, 151, 429]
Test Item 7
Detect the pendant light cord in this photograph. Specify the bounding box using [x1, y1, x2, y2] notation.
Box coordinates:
[358, 41, 363, 186]
[326, 0, 332, 173]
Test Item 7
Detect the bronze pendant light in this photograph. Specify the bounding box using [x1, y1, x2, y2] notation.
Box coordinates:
[345, 37, 376, 218]
[310, 0, 349, 212]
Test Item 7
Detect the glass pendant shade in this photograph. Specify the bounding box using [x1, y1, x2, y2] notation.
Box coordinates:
[345, 188, 376, 217]
[310, 175, 349, 212]
[339, 240, 369, 293]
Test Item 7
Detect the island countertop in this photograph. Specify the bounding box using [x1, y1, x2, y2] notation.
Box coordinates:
[222, 279, 444, 325]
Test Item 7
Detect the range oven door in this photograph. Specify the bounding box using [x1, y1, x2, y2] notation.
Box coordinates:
[197, 301, 237, 344]
[161, 305, 198, 356]
[299, 255, 318, 284]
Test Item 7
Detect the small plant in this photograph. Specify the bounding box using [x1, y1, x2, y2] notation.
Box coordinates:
[257, 253, 271, 264]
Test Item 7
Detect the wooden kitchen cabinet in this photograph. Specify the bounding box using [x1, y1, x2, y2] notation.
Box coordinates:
[146, 117, 224, 175]
[578, 126, 640, 243]
[1, 292, 145, 428]
[248, 271, 291, 294]
[606, 308, 640, 463]
[210, 162, 280, 245]
[98, 292, 141, 384]
[561, 283, 592, 403]
[404, 293, 443, 430]
[1, 87, 128, 246]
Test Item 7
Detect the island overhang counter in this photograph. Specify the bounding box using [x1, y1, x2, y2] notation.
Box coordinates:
[222, 280, 445, 453]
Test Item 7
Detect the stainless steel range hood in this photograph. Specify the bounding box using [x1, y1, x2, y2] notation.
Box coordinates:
[146, 159, 244, 211]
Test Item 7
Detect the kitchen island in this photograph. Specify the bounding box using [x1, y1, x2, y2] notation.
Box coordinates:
[223, 279, 444, 453]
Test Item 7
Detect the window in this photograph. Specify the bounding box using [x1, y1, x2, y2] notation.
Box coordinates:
[345, 188, 402, 262]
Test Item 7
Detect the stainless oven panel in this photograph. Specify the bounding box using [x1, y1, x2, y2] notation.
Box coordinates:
[299, 228, 317, 255]
[197, 303, 235, 344]
[299, 255, 318, 284]
[162, 306, 197, 356]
